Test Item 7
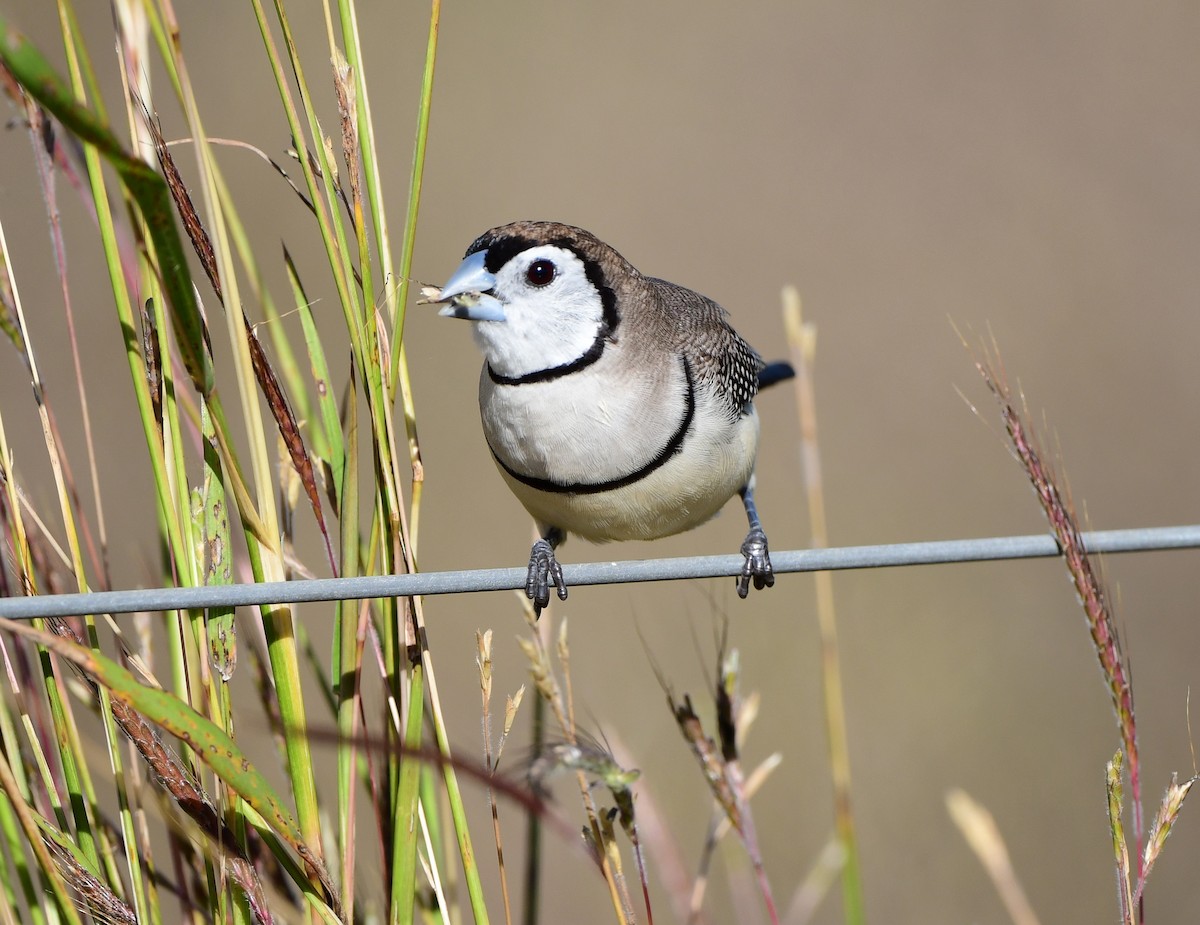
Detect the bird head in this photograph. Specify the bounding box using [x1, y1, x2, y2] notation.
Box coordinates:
[433, 222, 622, 380]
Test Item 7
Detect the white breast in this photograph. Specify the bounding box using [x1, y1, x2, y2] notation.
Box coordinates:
[478, 355, 759, 542]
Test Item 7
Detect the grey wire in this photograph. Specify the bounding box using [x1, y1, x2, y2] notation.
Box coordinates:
[1, 524, 1197, 621]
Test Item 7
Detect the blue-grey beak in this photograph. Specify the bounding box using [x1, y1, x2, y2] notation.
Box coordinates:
[436, 250, 506, 322]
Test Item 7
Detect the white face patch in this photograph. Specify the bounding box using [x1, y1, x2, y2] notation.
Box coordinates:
[469, 244, 608, 379]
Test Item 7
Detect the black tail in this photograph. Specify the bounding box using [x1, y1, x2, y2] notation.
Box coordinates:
[757, 361, 796, 390]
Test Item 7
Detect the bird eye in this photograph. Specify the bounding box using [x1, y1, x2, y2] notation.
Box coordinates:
[525, 259, 556, 287]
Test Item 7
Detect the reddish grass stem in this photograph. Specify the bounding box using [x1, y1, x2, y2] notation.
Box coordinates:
[973, 341, 1142, 870]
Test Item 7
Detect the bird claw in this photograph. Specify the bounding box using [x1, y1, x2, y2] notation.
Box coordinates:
[737, 528, 775, 598]
[527, 538, 567, 618]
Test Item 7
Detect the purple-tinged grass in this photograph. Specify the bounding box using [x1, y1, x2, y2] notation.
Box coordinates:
[970, 336, 1198, 921]
[972, 340, 1141, 857]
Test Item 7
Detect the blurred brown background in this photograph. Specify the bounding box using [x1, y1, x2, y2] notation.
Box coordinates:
[2, 1, 1199, 922]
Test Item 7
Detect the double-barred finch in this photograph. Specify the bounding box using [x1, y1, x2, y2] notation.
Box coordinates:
[434, 221, 793, 616]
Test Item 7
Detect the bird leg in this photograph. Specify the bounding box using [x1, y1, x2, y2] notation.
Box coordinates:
[526, 526, 567, 618]
[737, 481, 775, 598]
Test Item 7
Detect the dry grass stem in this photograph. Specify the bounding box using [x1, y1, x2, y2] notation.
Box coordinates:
[478, 628, 516, 925]
[1136, 772, 1196, 903]
[781, 836, 847, 925]
[945, 789, 1040, 925]
[782, 284, 863, 924]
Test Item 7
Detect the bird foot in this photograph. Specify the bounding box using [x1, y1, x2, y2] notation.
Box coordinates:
[527, 538, 567, 618]
[737, 528, 775, 598]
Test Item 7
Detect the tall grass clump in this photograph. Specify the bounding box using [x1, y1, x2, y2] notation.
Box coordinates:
[0, 2, 472, 921]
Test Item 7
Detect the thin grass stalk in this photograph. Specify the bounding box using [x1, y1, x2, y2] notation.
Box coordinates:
[419, 615, 491, 923]
[477, 631, 514, 925]
[392, 653, 426, 924]
[269, 1, 364, 329]
[21, 706, 71, 832]
[246, 0, 356, 332]
[388, 0, 440, 392]
[384, 577, 419, 917]
[424, 751, 451, 903]
[325, 36, 377, 392]
[782, 287, 864, 923]
[289, 252, 347, 499]
[334, 0, 396, 327]
[336, 366, 361, 920]
[386, 0, 441, 551]
[18, 103, 89, 602]
[124, 739, 165, 925]
[523, 689, 545, 925]
[553, 622, 635, 921]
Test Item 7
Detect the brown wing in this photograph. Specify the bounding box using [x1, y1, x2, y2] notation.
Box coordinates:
[643, 277, 766, 418]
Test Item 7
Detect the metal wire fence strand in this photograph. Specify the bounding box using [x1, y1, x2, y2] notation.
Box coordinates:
[1, 524, 1198, 621]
